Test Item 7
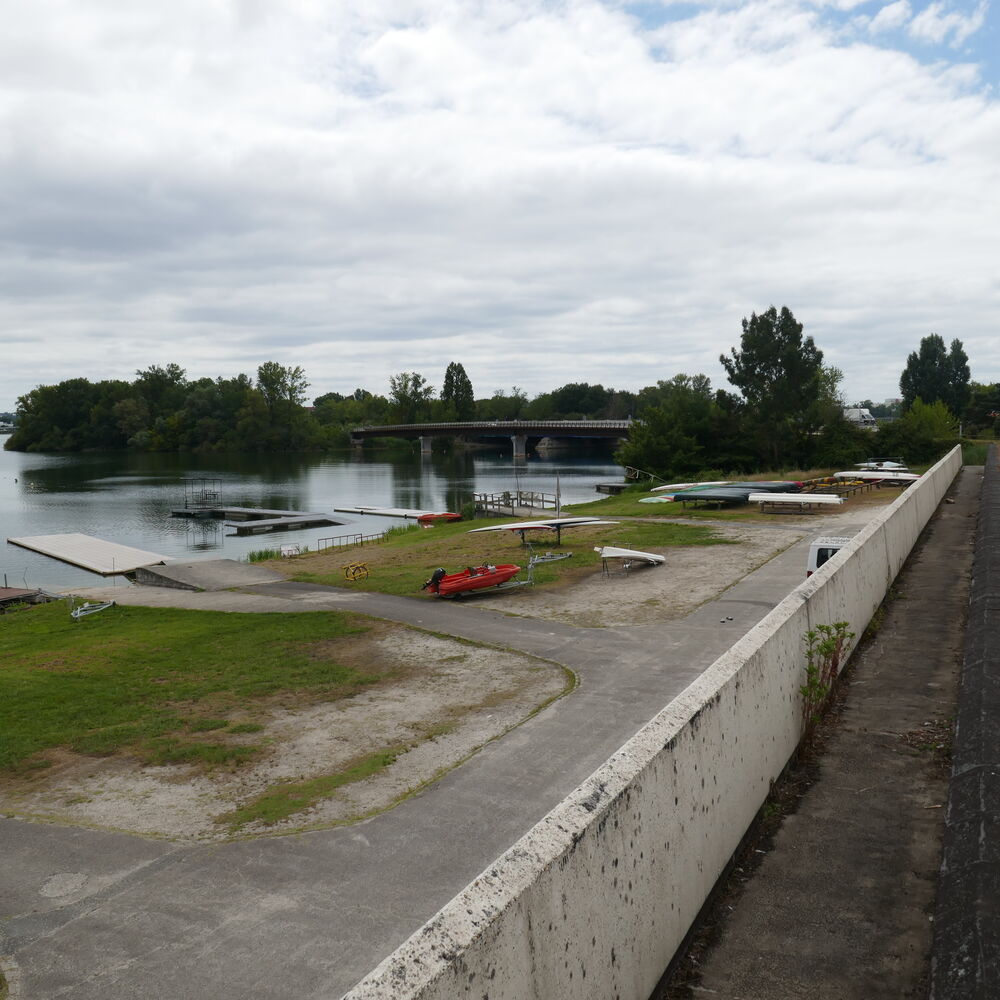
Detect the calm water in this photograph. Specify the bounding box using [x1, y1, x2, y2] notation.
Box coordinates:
[0, 436, 623, 591]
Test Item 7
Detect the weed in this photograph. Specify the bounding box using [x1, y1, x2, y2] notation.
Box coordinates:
[229, 722, 265, 734]
[800, 622, 855, 736]
[246, 547, 283, 563]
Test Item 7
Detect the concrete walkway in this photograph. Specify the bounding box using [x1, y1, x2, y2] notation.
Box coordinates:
[657, 466, 981, 998]
[0, 506, 904, 1000]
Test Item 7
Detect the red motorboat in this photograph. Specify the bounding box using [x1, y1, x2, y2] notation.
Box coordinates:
[421, 563, 521, 597]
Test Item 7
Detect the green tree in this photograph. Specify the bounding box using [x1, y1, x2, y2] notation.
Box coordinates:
[899, 335, 970, 415]
[719, 306, 826, 466]
[962, 382, 1000, 437]
[616, 375, 721, 478]
[945, 339, 971, 415]
[874, 398, 958, 462]
[134, 364, 187, 420]
[441, 363, 475, 421]
[527, 382, 613, 419]
[256, 362, 309, 411]
[476, 387, 528, 420]
[388, 372, 435, 424]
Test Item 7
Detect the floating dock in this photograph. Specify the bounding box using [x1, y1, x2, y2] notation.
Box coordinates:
[7, 533, 168, 575]
[170, 506, 348, 535]
[332, 505, 443, 519]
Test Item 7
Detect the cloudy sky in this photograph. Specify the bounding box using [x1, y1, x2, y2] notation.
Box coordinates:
[2, 0, 998, 411]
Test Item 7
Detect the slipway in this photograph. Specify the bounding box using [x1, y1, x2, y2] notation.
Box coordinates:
[6, 533, 168, 576]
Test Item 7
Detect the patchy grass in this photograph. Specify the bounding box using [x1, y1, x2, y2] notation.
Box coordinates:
[0, 601, 382, 772]
[219, 747, 405, 830]
[285, 517, 734, 595]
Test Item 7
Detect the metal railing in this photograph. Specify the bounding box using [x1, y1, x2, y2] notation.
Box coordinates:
[474, 491, 559, 515]
[315, 531, 389, 553]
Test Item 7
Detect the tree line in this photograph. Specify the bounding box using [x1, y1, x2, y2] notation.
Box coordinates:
[5, 310, 993, 477]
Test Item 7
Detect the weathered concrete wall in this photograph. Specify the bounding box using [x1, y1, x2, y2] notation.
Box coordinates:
[344, 447, 963, 1000]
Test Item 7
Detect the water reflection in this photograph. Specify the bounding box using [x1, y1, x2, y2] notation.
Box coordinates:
[1, 436, 623, 590]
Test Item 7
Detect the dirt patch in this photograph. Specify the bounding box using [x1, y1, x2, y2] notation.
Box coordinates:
[470, 523, 803, 626]
[0, 628, 569, 841]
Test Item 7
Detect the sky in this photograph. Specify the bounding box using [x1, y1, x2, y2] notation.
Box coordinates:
[2, 0, 998, 412]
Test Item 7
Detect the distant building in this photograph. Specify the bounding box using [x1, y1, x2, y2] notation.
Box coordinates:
[843, 407, 877, 428]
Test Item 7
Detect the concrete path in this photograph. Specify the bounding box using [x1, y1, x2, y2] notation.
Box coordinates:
[0, 511, 879, 1000]
[656, 467, 980, 998]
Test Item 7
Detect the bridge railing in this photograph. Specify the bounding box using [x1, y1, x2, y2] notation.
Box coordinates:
[351, 419, 632, 434]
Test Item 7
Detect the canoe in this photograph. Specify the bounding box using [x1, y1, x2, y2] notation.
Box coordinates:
[422, 564, 521, 597]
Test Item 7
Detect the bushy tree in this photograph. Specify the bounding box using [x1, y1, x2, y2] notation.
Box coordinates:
[874, 398, 958, 462]
[476, 388, 528, 420]
[134, 364, 188, 419]
[388, 372, 435, 423]
[720, 306, 826, 466]
[899, 335, 970, 415]
[616, 375, 721, 478]
[962, 382, 1000, 437]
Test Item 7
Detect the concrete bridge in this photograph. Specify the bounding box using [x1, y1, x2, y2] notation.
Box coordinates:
[349, 419, 632, 459]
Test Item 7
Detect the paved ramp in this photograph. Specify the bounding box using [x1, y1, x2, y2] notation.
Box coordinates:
[133, 559, 284, 591]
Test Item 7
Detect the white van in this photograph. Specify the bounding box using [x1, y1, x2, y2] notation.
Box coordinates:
[806, 536, 851, 577]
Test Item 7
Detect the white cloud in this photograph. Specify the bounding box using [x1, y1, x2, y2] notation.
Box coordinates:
[1, 0, 999, 410]
[908, 1, 988, 46]
[868, 0, 913, 33]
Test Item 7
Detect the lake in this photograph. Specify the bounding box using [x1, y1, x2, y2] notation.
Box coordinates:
[0, 436, 624, 591]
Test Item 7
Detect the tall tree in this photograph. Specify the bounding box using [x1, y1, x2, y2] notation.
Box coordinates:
[256, 362, 309, 412]
[388, 372, 435, 424]
[719, 306, 825, 466]
[899, 334, 948, 410]
[441, 362, 475, 420]
[945, 338, 971, 416]
[899, 334, 970, 416]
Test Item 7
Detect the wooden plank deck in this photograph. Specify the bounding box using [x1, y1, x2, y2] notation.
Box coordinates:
[7, 534, 168, 575]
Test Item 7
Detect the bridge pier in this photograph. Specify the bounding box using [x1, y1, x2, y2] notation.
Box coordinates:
[511, 434, 527, 461]
[419, 435, 433, 455]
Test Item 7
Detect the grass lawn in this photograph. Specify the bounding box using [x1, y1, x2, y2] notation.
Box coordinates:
[0, 601, 380, 774]
[284, 515, 735, 595]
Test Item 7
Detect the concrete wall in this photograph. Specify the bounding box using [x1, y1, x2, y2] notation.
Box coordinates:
[344, 447, 963, 1000]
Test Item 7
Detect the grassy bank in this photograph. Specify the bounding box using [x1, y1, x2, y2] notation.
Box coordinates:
[0, 601, 376, 773]
[286, 515, 734, 595]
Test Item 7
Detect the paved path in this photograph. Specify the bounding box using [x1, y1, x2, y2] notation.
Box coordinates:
[1, 512, 876, 1000]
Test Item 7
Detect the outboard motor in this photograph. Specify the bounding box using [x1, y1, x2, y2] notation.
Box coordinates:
[422, 567, 446, 592]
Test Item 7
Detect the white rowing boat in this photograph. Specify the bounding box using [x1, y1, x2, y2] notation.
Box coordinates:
[593, 546, 665, 566]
